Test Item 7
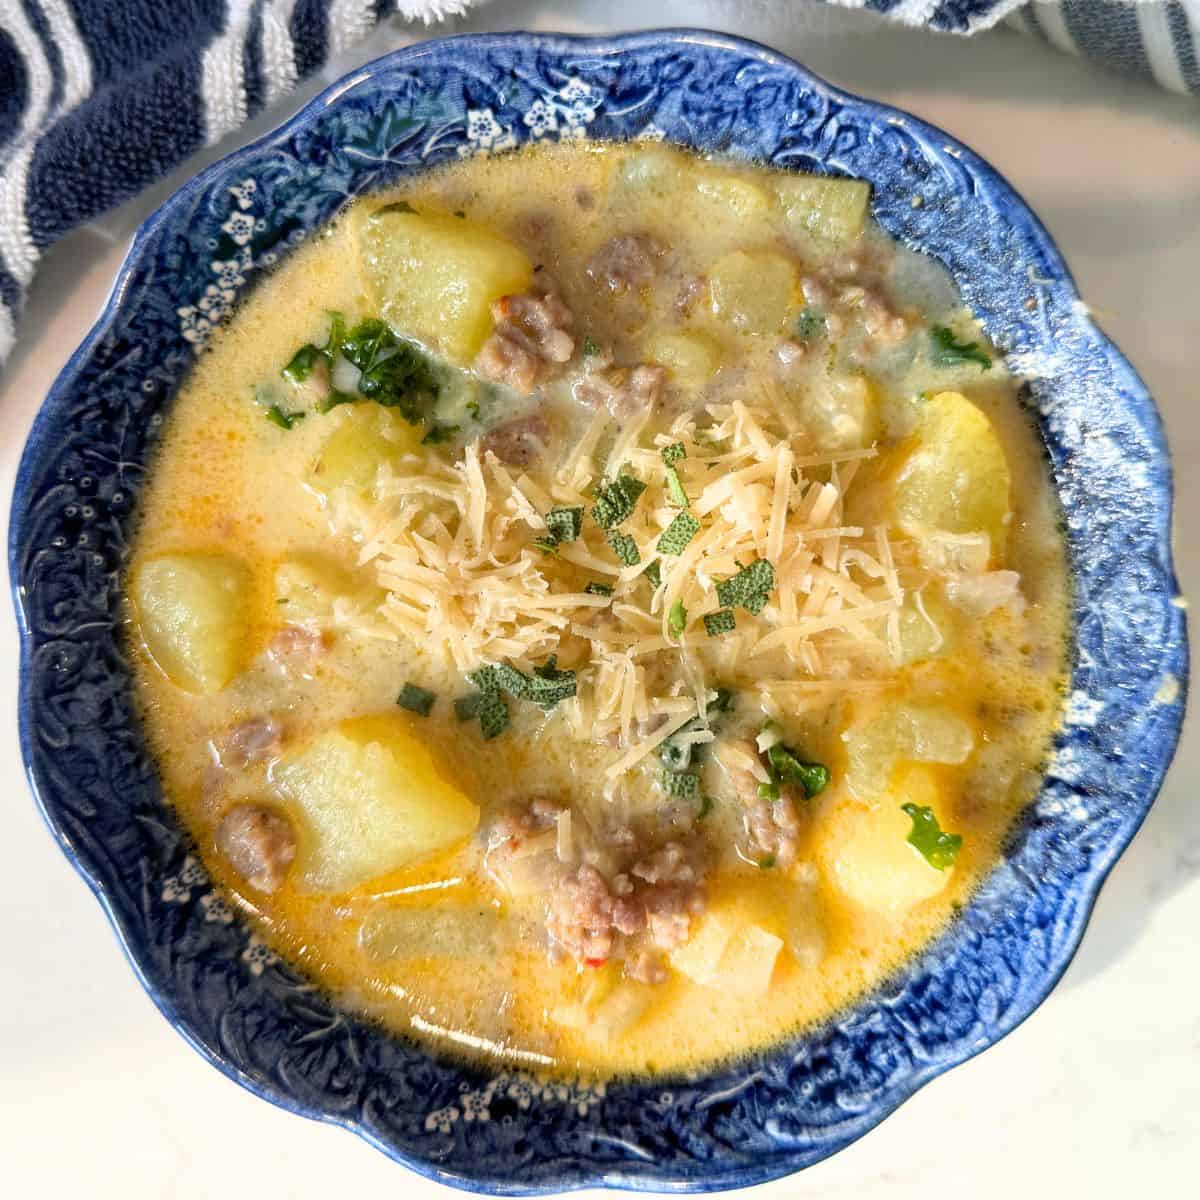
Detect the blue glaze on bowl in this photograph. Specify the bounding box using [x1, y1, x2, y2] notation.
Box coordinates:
[9, 31, 1188, 1193]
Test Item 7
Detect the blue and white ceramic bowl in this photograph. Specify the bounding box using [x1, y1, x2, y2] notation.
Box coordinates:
[10, 31, 1188, 1193]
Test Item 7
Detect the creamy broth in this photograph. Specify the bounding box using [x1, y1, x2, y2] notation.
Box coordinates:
[128, 142, 1069, 1078]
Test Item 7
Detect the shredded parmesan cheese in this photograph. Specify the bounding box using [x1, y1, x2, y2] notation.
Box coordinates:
[334, 396, 910, 773]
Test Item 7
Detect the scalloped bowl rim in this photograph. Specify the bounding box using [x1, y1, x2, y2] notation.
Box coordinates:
[9, 29, 1189, 1194]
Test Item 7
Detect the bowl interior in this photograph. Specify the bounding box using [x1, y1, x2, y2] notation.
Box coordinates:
[9, 30, 1188, 1195]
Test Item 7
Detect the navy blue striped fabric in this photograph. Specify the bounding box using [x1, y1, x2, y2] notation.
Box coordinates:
[1168, 0, 1200, 88]
[0, 28, 28, 149]
[0, 0, 1196, 364]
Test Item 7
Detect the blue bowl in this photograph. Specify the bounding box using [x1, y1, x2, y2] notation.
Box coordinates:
[10, 30, 1188, 1193]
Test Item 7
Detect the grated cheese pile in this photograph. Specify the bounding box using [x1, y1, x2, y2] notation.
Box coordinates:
[338, 399, 915, 776]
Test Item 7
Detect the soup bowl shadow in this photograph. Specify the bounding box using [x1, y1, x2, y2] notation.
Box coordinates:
[9, 29, 1188, 1194]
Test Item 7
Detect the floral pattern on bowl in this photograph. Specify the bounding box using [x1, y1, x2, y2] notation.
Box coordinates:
[9, 31, 1188, 1194]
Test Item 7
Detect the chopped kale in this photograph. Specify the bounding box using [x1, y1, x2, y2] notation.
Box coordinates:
[766, 742, 830, 797]
[930, 325, 992, 372]
[584, 581, 614, 597]
[282, 343, 323, 383]
[532, 538, 560, 556]
[902, 803, 963, 870]
[316, 389, 358, 414]
[422, 423, 459, 444]
[657, 511, 700, 556]
[396, 682, 436, 717]
[265, 405, 306, 430]
[643, 560, 662, 590]
[454, 693, 482, 721]
[662, 442, 687, 466]
[281, 313, 439, 425]
[716, 558, 776, 615]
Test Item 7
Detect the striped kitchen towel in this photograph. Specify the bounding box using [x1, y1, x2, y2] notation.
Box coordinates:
[0, 1, 1196, 366]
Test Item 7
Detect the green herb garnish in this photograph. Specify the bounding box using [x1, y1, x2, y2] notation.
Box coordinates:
[582, 335, 600, 358]
[607, 530, 641, 566]
[697, 794, 714, 820]
[703, 609, 736, 637]
[266, 405, 306, 430]
[591, 474, 647, 530]
[662, 770, 699, 799]
[795, 307, 824, 341]
[902, 803, 963, 870]
[658, 688, 734, 772]
[758, 855, 777, 869]
[584, 581, 614, 597]
[930, 325, 991, 372]
[527, 655, 578, 710]
[657, 512, 700, 556]
[766, 742, 830, 797]
[716, 558, 776, 615]
[282, 343, 323, 383]
[467, 658, 576, 718]
[668, 599, 688, 638]
[662, 443, 686, 466]
[664, 465, 689, 508]
[532, 538, 560, 556]
[325, 311, 347, 357]
[454, 693, 482, 722]
[477, 691, 510, 740]
[643, 560, 662, 589]
[397, 682, 436, 717]
[545, 506, 584, 545]
[282, 313, 439, 424]
[422, 423, 459, 444]
[317, 388, 358, 414]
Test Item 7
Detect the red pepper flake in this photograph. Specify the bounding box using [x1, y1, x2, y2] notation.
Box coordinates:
[584, 957, 607, 969]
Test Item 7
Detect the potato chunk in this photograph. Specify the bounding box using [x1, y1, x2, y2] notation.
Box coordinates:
[709, 250, 799, 335]
[670, 906, 784, 996]
[893, 391, 1012, 557]
[774, 172, 871, 243]
[276, 715, 479, 892]
[694, 173, 771, 220]
[356, 208, 532, 363]
[800, 374, 879, 451]
[130, 553, 250, 695]
[360, 903, 500, 962]
[817, 765, 956, 915]
[845, 702, 975, 799]
[550, 964, 655, 1045]
[643, 330, 721, 389]
[305, 405, 422, 503]
[273, 554, 383, 629]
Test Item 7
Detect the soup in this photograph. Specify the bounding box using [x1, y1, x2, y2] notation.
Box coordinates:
[127, 141, 1069, 1078]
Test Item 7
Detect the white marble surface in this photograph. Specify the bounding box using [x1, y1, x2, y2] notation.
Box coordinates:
[2, 3, 1197, 1196]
